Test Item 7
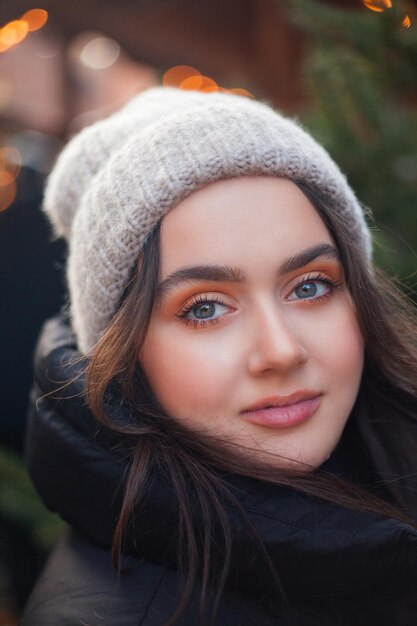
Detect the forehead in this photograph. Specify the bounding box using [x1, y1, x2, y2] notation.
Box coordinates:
[159, 177, 334, 276]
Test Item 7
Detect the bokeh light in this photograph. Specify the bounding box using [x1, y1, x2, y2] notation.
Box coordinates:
[162, 65, 201, 88]
[0, 9, 48, 53]
[0, 147, 22, 185]
[228, 88, 254, 98]
[0, 147, 21, 212]
[362, 0, 392, 12]
[0, 178, 16, 212]
[0, 20, 29, 49]
[79, 36, 121, 70]
[401, 15, 411, 29]
[203, 85, 226, 93]
[0, 79, 13, 109]
[163, 65, 255, 99]
[21, 9, 48, 32]
[180, 75, 218, 91]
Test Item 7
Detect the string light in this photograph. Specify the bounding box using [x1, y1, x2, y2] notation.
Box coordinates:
[162, 65, 201, 88]
[0, 147, 22, 184]
[0, 179, 16, 212]
[79, 37, 120, 70]
[0, 148, 21, 212]
[0, 20, 29, 48]
[362, 2, 412, 31]
[21, 9, 48, 32]
[163, 65, 254, 98]
[228, 88, 254, 98]
[401, 15, 411, 28]
[0, 8, 48, 53]
[179, 75, 218, 91]
[362, 0, 392, 12]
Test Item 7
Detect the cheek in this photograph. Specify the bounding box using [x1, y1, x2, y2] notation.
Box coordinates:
[319, 300, 364, 387]
[139, 325, 239, 418]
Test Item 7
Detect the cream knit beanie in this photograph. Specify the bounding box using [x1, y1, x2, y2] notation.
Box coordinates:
[43, 87, 372, 353]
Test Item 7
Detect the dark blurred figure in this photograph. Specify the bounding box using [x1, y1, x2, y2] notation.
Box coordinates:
[0, 131, 65, 622]
[0, 150, 66, 450]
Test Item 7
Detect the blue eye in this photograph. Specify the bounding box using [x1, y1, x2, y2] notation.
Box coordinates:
[177, 295, 233, 327]
[288, 277, 335, 301]
[187, 300, 229, 321]
[191, 302, 216, 320]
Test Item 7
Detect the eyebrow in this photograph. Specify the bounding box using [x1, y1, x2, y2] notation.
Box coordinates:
[278, 242, 340, 274]
[155, 243, 340, 300]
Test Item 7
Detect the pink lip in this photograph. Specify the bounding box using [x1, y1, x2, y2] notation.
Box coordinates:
[241, 392, 322, 429]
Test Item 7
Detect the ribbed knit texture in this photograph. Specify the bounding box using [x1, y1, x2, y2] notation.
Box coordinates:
[43, 87, 372, 353]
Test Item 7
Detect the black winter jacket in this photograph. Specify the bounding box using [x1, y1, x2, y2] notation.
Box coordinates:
[22, 317, 417, 625]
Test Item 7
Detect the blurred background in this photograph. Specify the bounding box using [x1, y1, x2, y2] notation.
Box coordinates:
[0, 0, 416, 622]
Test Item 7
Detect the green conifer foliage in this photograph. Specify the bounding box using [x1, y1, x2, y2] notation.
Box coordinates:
[0, 446, 64, 551]
[286, 0, 417, 293]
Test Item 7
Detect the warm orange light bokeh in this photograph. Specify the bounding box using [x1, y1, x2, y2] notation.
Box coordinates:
[202, 85, 224, 93]
[21, 8, 48, 32]
[0, 147, 22, 186]
[0, 9, 47, 52]
[162, 64, 256, 99]
[200, 80, 221, 93]
[0, 179, 16, 212]
[0, 171, 14, 187]
[362, 0, 392, 12]
[228, 88, 254, 98]
[180, 75, 218, 92]
[163, 65, 201, 88]
[0, 20, 29, 49]
[178, 74, 203, 90]
[0, 147, 20, 211]
[402, 15, 411, 28]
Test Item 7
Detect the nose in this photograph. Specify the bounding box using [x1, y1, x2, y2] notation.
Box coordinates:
[247, 305, 308, 376]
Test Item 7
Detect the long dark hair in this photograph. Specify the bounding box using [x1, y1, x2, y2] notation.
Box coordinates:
[86, 178, 417, 625]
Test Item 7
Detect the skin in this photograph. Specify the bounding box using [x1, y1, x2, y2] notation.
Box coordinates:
[139, 177, 364, 469]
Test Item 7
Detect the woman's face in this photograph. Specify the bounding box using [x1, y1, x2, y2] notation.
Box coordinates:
[139, 177, 364, 469]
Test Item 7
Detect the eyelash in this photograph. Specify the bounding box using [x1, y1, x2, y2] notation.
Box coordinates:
[291, 272, 343, 304]
[176, 294, 229, 329]
[176, 273, 343, 329]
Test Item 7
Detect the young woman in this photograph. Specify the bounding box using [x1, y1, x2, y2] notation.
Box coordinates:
[23, 87, 417, 625]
